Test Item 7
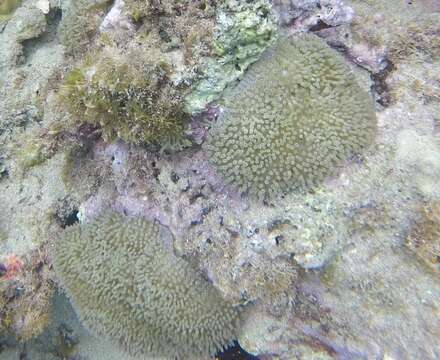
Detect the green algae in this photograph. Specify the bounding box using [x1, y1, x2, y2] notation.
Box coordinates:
[59, 49, 191, 150]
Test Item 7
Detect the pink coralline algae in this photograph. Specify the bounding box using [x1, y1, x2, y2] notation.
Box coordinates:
[1, 255, 24, 280]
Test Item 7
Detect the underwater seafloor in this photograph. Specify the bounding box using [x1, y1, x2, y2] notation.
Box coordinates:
[0, 0, 440, 359]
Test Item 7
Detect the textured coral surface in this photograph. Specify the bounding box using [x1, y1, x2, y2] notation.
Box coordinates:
[54, 213, 240, 359]
[207, 33, 376, 199]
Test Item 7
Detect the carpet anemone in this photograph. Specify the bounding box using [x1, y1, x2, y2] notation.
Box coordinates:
[206, 33, 377, 199]
[54, 213, 240, 358]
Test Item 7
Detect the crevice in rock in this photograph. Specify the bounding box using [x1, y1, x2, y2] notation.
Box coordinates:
[310, 20, 334, 32]
[56, 209, 79, 228]
[371, 59, 396, 108]
[216, 341, 259, 360]
[54, 201, 79, 229]
[61, 209, 80, 228]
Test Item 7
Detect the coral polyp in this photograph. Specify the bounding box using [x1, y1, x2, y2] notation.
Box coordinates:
[206, 33, 377, 199]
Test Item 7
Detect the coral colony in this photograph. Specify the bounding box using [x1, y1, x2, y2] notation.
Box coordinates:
[207, 34, 376, 200]
[54, 213, 240, 358]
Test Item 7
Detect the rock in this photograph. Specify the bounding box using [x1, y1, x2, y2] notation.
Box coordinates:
[99, 0, 135, 39]
[272, 0, 354, 29]
[396, 129, 440, 198]
[7, 4, 47, 42]
[36, 0, 50, 14]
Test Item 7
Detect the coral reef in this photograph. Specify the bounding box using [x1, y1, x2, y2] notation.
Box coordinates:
[124, 0, 220, 73]
[60, 142, 107, 197]
[206, 33, 376, 199]
[54, 213, 241, 359]
[406, 201, 440, 273]
[125, 0, 219, 23]
[0, 0, 48, 70]
[47, 123, 440, 359]
[99, 0, 136, 39]
[26, 290, 168, 360]
[1, 0, 440, 358]
[58, 47, 190, 149]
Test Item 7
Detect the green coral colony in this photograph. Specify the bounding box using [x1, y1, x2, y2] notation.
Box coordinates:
[207, 34, 377, 199]
[54, 213, 240, 358]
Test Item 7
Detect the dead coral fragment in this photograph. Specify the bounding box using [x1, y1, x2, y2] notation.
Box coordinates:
[406, 202, 440, 273]
[185, 0, 277, 113]
[59, 49, 190, 149]
[206, 34, 376, 199]
[54, 213, 240, 358]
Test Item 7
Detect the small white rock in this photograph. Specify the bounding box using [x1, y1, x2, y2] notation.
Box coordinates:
[100, 0, 135, 33]
[36, 0, 50, 14]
